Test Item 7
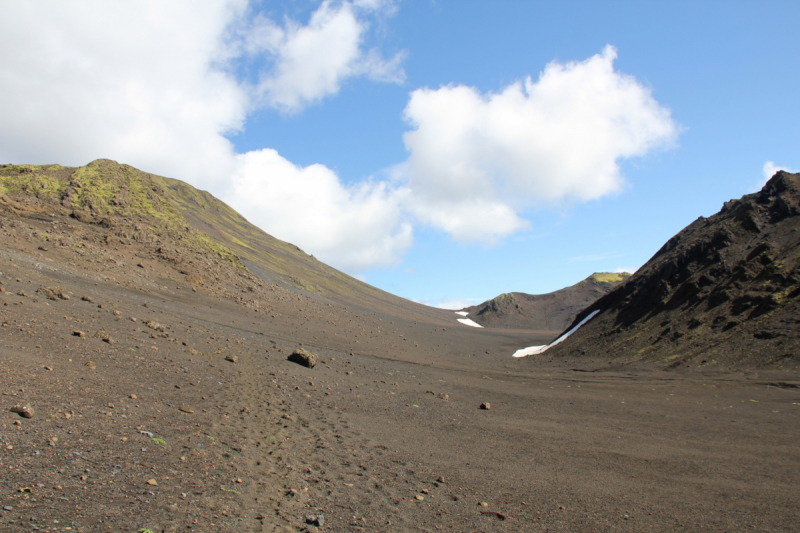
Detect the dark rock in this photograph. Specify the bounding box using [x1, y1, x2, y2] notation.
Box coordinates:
[480, 402, 491, 410]
[225, 354, 238, 363]
[288, 348, 318, 368]
[305, 514, 324, 527]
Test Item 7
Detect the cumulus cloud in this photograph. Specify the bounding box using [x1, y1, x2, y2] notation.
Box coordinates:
[0, 3, 678, 275]
[435, 298, 481, 310]
[0, 0, 409, 274]
[0, 0, 247, 188]
[244, 0, 405, 113]
[412, 297, 480, 310]
[230, 149, 412, 271]
[402, 45, 679, 243]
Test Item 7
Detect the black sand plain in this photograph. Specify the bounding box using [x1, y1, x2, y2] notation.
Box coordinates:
[1, 167, 799, 532]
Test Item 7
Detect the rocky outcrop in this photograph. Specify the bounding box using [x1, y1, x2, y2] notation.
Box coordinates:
[548, 172, 800, 368]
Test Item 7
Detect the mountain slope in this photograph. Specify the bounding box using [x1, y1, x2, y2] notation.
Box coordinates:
[547, 171, 800, 369]
[464, 272, 630, 331]
[0, 159, 448, 321]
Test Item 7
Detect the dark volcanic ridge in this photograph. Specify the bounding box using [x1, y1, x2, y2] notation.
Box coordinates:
[463, 272, 630, 331]
[549, 171, 800, 369]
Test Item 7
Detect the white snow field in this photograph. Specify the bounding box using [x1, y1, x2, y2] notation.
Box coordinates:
[454, 311, 469, 317]
[457, 317, 483, 328]
[512, 309, 600, 358]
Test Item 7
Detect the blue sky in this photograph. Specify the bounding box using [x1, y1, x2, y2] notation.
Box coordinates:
[1, 1, 798, 308]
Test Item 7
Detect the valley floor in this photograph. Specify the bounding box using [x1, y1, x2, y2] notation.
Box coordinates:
[1, 214, 799, 532]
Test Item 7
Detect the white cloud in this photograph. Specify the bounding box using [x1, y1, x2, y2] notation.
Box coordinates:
[0, 4, 676, 277]
[0, 0, 247, 189]
[435, 298, 480, 310]
[245, 0, 405, 113]
[402, 45, 679, 243]
[761, 161, 796, 187]
[229, 149, 412, 272]
[0, 0, 409, 274]
[614, 266, 638, 274]
[411, 297, 481, 310]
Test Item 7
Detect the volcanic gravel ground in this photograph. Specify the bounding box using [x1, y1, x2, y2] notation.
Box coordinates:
[1, 211, 799, 532]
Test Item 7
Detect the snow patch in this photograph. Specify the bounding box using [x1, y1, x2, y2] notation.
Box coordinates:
[457, 318, 483, 328]
[511, 345, 549, 358]
[512, 310, 600, 358]
[454, 311, 469, 317]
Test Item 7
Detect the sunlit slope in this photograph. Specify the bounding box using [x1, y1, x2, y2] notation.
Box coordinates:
[0, 158, 449, 321]
[161, 175, 433, 315]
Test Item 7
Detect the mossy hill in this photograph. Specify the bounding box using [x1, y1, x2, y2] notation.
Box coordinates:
[548, 171, 800, 369]
[0, 159, 440, 315]
[0, 160, 241, 265]
[462, 272, 630, 332]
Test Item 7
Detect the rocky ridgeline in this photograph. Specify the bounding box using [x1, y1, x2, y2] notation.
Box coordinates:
[549, 171, 800, 368]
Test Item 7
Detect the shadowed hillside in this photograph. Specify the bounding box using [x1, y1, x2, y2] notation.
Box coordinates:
[464, 272, 630, 331]
[547, 171, 800, 369]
